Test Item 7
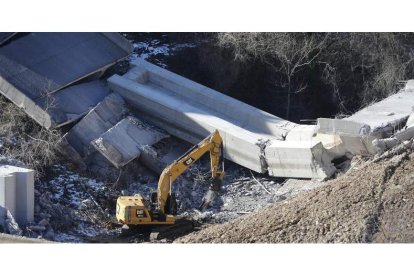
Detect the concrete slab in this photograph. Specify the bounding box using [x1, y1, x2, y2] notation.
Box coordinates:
[0, 32, 132, 128]
[345, 86, 414, 137]
[34, 80, 110, 128]
[129, 59, 297, 140]
[404, 80, 414, 92]
[92, 116, 169, 168]
[13, 80, 110, 129]
[62, 93, 128, 158]
[0, 165, 34, 225]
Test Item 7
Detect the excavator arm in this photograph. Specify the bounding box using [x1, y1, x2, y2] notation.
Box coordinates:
[156, 130, 224, 213]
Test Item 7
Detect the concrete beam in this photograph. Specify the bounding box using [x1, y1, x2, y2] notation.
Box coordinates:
[345, 85, 414, 137]
[92, 116, 169, 168]
[129, 59, 297, 140]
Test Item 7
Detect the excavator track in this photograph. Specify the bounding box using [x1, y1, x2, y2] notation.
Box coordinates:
[82, 219, 197, 243]
[149, 219, 196, 242]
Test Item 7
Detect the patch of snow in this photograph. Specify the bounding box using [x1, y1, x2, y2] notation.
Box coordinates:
[128, 38, 197, 68]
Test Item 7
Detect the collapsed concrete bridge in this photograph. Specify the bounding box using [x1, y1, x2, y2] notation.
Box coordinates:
[108, 59, 336, 178]
[1, 32, 414, 181]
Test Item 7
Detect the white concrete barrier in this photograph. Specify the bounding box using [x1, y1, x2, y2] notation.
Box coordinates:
[0, 165, 34, 225]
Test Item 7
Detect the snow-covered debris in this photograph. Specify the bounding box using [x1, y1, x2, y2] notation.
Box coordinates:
[31, 165, 120, 242]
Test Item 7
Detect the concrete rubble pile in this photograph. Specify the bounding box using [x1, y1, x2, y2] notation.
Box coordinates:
[108, 59, 337, 179]
[59, 93, 168, 178]
[316, 80, 414, 158]
[107, 59, 414, 179]
[372, 107, 414, 153]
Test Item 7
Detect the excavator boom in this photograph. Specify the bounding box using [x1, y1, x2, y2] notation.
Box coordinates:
[157, 130, 224, 213]
[116, 130, 224, 226]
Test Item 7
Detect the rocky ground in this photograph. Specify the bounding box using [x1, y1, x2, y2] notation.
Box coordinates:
[176, 141, 414, 243]
[1, 150, 327, 243]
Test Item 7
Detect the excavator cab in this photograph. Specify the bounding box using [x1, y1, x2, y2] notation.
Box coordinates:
[116, 195, 175, 225]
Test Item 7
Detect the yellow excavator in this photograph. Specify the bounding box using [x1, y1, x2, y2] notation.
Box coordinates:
[116, 130, 225, 226]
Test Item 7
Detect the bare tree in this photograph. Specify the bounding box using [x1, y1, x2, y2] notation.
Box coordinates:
[218, 33, 330, 119]
[218, 33, 414, 118]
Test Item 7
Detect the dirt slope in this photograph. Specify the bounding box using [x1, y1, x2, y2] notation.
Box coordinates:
[176, 144, 414, 243]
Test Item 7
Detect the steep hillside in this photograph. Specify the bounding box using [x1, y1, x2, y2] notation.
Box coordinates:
[177, 142, 414, 243]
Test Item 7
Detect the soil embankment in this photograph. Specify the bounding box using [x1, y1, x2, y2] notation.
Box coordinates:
[177, 143, 414, 243]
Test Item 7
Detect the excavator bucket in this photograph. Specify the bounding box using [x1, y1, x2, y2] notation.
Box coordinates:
[199, 174, 224, 210]
[199, 189, 218, 211]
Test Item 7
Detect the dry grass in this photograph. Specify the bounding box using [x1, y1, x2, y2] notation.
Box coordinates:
[0, 95, 62, 178]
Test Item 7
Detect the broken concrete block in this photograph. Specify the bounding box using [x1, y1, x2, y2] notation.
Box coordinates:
[14, 168, 35, 225]
[285, 125, 316, 142]
[0, 165, 34, 225]
[316, 118, 376, 156]
[345, 88, 414, 137]
[265, 141, 336, 179]
[92, 116, 169, 168]
[373, 125, 414, 153]
[63, 93, 128, 157]
[0, 33, 133, 129]
[317, 118, 371, 136]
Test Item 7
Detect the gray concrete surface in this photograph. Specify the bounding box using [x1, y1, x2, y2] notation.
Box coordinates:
[345, 83, 414, 137]
[62, 93, 128, 159]
[92, 116, 169, 168]
[34, 80, 110, 128]
[315, 118, 376, 157]
[0, 32, 132, 128]
[0, 165, 34, 225]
